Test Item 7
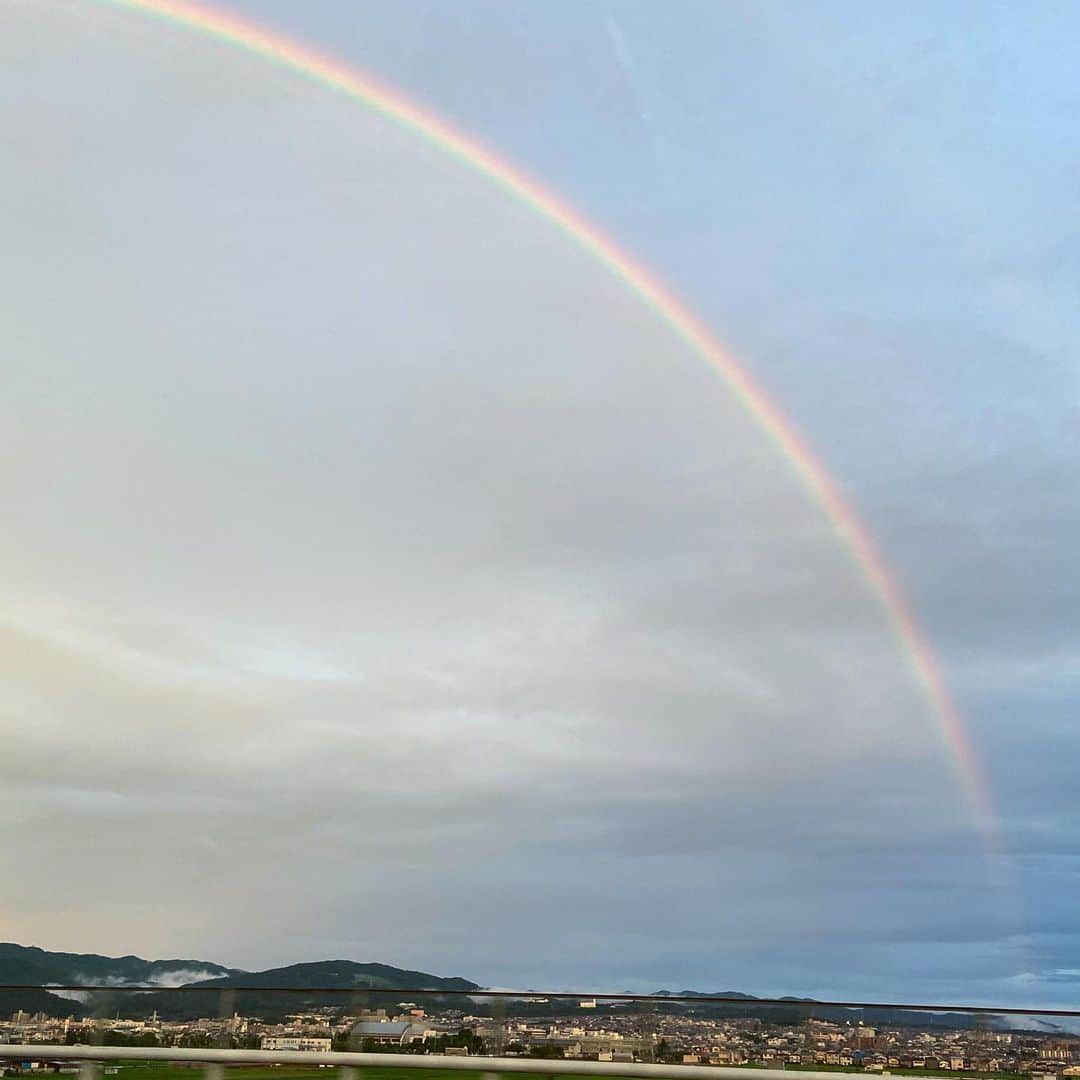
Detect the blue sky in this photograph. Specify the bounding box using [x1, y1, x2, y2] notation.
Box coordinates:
[235, 0, 1080, 685]
[2, 0, 1078, 1007]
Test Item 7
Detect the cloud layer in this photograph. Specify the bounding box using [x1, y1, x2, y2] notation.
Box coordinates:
[1, 1, 1077, 1005]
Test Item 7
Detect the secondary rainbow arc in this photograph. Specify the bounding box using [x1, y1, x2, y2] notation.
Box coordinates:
[97, 0, 995, 839]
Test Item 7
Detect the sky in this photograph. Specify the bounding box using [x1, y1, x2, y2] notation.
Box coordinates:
[1, 0, 1078, 1007]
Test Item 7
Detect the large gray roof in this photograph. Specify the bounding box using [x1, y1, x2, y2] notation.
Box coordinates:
[353, 1022, 412, 1037]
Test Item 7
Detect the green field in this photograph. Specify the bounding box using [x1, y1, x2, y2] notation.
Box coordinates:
[110, 1067, 485, 1080]
[110, 1068, 484, 1080]
[776, 1068, 1015, 1079]
[102, 1063, 1024, 1080]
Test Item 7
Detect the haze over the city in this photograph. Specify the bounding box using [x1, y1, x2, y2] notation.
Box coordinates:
[2, 1, 1077, 1005]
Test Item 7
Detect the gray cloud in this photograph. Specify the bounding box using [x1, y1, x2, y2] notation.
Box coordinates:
[1, 0, 1077, 1006]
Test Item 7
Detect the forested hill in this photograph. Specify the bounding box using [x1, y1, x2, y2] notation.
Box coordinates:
[0, 946, 477, 1020]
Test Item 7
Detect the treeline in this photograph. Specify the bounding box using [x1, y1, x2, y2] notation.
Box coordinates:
[64, 1031, 161, 1048]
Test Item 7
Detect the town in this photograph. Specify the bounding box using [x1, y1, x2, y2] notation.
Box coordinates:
[3, 1004, 1079, 1077]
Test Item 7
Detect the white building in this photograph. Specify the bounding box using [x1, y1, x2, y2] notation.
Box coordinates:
[260, 1036, 332, 1053]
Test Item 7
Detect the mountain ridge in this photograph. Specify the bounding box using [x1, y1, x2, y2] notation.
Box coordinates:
[0, 944, 1015, 1032]
[0, 946, 479, 1020]
[0, 943, 238, 986]
[187, 959, 478, 992]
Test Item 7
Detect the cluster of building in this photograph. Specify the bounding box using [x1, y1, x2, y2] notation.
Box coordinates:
[262, 1007, 436, 1050]
[627, 1017, 1080, 1075]
[3, 1006, 1080, 1076]
[0, 1008, 438, 1053]
[469, 1013, 1079, 1072]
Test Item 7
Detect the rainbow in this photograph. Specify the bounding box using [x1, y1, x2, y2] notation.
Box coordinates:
[97, 0, 994, 837]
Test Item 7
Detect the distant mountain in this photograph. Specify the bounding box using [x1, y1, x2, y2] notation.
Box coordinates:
[124, 959, 480, 1022]
[0, 947, 481, 1021]
[654, 989, 756, 999]
[0, 945, 1015, 1032]
[191, 959, 478, 992]
[0, 942, 238, 988]
[649, 986, 1007, 1032]
[0, 943, 241, 1019]
[0, 985, 90, 1020]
